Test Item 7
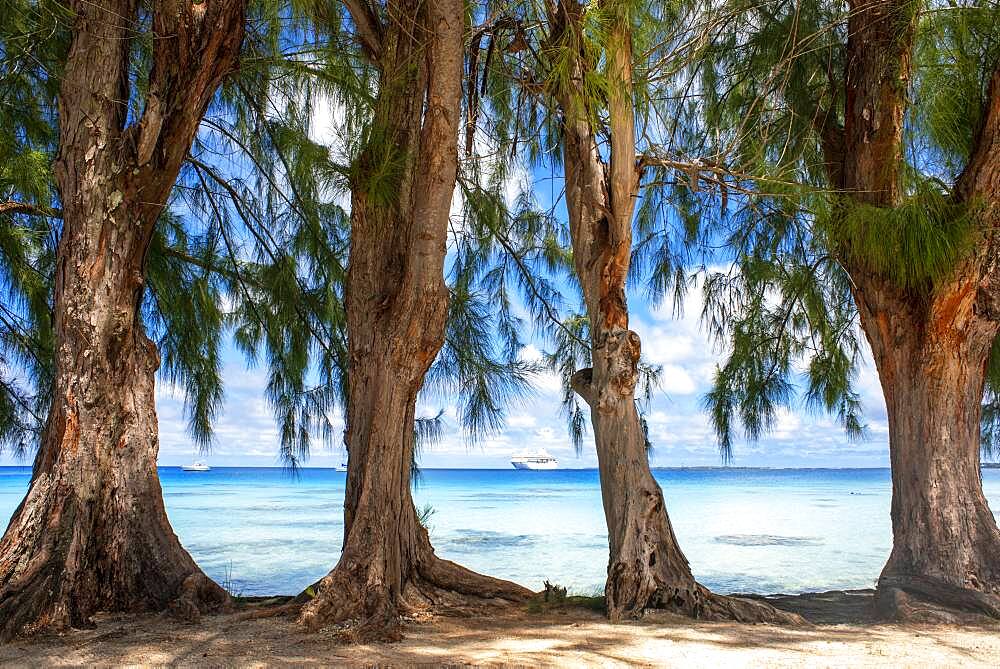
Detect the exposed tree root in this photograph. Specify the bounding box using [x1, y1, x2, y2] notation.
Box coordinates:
[875, 576, 1000, 623]
[167, 574, 234, 622]
[297, 547, 532, 641]
[675, 585, 806, 625]
[609, 570, 805, 625]
[0, 567, 231, 642]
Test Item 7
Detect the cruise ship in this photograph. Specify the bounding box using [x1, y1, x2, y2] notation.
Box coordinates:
[510, 449, 558, 470]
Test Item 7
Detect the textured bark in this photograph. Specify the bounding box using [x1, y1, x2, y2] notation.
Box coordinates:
[826, 0, 1000, 621]
[553, 2, 799, 624]
[297, 0, 531, 639]
[0, 0, 246, 640]
[856, 271, 1000, 621]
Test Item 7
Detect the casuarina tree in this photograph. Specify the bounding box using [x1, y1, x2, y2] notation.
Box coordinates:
[465, 0, 802, 622]
[0, 0, 247, 640]
[694, 0, 1000, 621]
[295, 0, 532, 639]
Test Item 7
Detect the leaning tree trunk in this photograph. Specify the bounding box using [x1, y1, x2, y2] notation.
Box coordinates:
[0, 0, 245, 640]
[854, 266, 1000, 622]
[297, 0, 530, 639]
[570, 334, 797, 624]
[557, 5, 799, 624]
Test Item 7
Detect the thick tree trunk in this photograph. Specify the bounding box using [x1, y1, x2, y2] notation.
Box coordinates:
[297, 364, 530, 639]
[0, 305, 230, 640]
[554, 4, 798, 624]
[853, 270, 1000, 621]
[297, 0, 531, 638]
[830, 0, 1000, 621]
[0, 0, 245, 640]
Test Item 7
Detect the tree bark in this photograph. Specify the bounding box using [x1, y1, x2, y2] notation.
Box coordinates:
[296, 0, 531, 639]
[828, 0, 1000, 620]
[853, 266, 1000, 621]
[554, 2, 799, 624]
[0, 0, 246, 640]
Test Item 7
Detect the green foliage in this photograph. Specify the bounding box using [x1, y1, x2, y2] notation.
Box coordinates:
[701, 246, 866, 462]
[682, 0, 1000, 457]
[145, 215, 226, 449]
[913, 1, 1000, 173]
[0, 214, 53, 456]
[982, 335, 1000, 458]
[412, 412, 443, 485]
[416, 502, 436, 528]
[349, 125, 409, 211]
[816, 186, 977, 291]
[545, 315, 592, 453]
[0, 0, 66, 454]
[429, 280, 539, 439]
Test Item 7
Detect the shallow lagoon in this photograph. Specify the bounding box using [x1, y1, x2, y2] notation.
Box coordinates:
[3, 467, 998, 597]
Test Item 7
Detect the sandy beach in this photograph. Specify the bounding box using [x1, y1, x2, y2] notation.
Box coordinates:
[1, 591, 997, 667]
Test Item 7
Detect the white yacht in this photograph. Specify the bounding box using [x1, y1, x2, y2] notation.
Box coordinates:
[511, 449, 558, 470]
[181, 461, 211, 472]
[335, 463, 348, 472]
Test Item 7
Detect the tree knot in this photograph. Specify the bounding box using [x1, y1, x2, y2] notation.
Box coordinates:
[570, 367, 595, 406]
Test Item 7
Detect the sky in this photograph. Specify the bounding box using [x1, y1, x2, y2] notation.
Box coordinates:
[142, 284, 892, 469]
[0, 271, 893, 470]
[0, 97, 894, 470]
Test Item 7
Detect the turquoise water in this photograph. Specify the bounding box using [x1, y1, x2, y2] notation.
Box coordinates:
[3, 467, 999, 597]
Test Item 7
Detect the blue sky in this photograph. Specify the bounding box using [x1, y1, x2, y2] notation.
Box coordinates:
[0, 251, 892, 471]
[0, 97, 894, 470]
[139, 282, 891, 469]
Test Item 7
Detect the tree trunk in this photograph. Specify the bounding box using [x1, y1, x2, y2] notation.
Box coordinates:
[0, 0, 245, 640]
[297, 365, 531, 639]
[297, 0, 531, 639]
[830, 0, 1000, 621]
[571, 341, 798, 624]
[0, 312, 230, 640]
[853, 268, 1000, 621]
[555, 4, 799, 624]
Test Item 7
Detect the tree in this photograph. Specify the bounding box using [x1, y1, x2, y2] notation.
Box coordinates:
[2, 0, 536, 639]
[695, 0, 1000, 620]
[0, 0, 246, 640]
[461, 0, 799, 621]
[295, 0, 532, 639]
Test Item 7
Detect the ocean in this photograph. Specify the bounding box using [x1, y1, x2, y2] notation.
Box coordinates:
[3, 467, 999, 598]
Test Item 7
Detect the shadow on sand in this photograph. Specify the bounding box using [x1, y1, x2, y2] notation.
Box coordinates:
[2, 590, 998, 666]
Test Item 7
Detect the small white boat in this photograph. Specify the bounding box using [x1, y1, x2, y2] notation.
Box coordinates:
[181, 461, 211, 472]
[335, 463, 348, 472]
[511, 449, 558, 470]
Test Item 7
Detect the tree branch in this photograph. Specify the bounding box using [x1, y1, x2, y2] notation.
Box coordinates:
[570, 367, 595, 406]
[131, 0, 247, 188]
[0, 201, 61, 218]
[956, 65, 1000, 204]
[342, 0, 383, 61]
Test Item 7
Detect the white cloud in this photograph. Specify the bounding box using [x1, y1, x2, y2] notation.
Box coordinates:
[658, 364, 697, 395]
[507, 414, 537, 428]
